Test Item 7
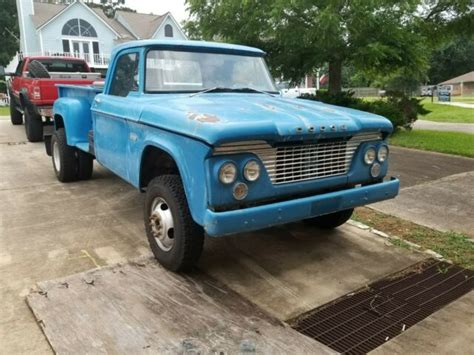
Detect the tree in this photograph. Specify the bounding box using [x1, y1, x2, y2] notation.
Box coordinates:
[427, 36, 474, 84]
[185, 0, 472, 93]
[98, 0, 125, 18]
[0, 0, 19, 67]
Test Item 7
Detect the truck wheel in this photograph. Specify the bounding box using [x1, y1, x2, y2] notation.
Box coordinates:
[51, 128, 79, 182]
[28, 60, 50, 79]
[144, 175, 204, 272]
[10, 103, 23, 125]
[305, 209, 354, 229]
[24, 109, 43, 142]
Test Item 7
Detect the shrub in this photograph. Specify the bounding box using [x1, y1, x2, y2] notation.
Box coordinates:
[299, 90, 428, 131]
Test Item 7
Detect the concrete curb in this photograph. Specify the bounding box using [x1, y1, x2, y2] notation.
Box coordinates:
[347, 219, 450, 263]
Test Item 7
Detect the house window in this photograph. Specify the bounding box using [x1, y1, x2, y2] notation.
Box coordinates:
[62, 19, 98, 37]
[62, 19, 99, 64]
[164, 24, 173, 37]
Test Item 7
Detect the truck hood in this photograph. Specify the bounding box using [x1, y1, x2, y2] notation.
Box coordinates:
[138, 93, 393, 146]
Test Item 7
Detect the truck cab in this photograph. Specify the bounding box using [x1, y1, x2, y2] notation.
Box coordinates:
[49, 40, 399, 272]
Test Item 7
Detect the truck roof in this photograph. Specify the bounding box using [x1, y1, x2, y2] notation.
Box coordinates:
[23, 56, 88, 62]
[112, 39, 266, 57]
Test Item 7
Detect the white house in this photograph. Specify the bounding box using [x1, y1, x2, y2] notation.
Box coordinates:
[10, 0, 187, 72]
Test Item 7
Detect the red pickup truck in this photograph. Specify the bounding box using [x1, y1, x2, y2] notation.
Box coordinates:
[8, 56, 101, 142]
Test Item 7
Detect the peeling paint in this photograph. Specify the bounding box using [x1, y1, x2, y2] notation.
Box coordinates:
[187, 112, 220, 123]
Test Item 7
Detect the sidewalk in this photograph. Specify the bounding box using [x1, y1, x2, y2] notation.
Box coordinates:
[413, 119, 474, 133]
[437, 101, 474, 109]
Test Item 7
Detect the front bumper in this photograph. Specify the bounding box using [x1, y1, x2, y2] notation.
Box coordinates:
[203, 177, 399, 236]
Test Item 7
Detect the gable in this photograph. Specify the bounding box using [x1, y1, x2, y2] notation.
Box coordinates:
[35, 1, 119, 38]
[151, 14, 188, 40]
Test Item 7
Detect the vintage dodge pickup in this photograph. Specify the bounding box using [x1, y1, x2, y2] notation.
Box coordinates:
[47, 40, 399, 271]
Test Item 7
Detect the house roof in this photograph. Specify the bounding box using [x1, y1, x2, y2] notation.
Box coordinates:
[30, 1, 168, 40]
[115, 11, 167, 39]
[31, 2, 67, 28]
[440, 71, 474, 85]
[91, 8, 134, 39]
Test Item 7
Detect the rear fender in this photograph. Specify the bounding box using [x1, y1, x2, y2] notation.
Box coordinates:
[53, 97, 92, 146]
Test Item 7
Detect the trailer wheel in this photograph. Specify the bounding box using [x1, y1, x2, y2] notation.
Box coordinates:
[28, 60, 50, 79]
[10, 102, 23, 125]
[51, 128, 79, 182]
[24, 108, 43, 142]
[304, 209, 354, 229]
[144, 175, 204, 272]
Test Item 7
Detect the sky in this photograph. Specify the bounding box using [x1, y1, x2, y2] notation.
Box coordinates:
[124, 0, 189, 23]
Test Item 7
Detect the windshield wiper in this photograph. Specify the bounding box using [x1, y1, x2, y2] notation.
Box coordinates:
[190, 86, 276, 97]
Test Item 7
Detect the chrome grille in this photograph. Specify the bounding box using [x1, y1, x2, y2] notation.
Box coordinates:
[214, 133, 382, 184]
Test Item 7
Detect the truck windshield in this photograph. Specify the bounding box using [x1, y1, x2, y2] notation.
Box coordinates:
[145, 50, 277, 93]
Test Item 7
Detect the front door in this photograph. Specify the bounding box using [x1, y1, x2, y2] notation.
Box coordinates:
[71, 41, 91, 64]
[92, 51, 141, 181]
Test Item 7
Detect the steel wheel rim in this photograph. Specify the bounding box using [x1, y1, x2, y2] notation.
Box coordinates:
[53, 140, 60, 172]
[149, 197, 175, 252]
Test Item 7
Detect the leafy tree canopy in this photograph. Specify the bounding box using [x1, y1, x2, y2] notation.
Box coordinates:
[428, 35, 474, 84]
[0, 0, 19, 67]
[185, 0, 473, 93]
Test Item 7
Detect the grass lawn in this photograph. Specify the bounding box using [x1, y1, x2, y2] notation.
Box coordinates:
[353, 207, 474, 269]
[451, 96, 474, 104]
[390, 130, 474, 158]
[421, 100, 474, 123]
[0, 106, 9, 116]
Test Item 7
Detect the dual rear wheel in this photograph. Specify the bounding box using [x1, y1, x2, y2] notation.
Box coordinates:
[51, 128, 93, 182]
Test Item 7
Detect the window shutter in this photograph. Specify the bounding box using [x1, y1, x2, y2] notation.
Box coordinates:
[62, 40, 70, 53]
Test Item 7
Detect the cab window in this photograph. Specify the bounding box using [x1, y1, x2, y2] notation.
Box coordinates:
[109, 53, 139, 97]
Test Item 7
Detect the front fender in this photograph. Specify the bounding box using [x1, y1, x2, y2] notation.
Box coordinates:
[53, 98, 92, 146]
[127, 121, 212, 226]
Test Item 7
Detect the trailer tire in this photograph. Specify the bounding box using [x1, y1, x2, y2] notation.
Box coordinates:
[144, 175, 204, 272]
[10, 102, 23, 125]
[28, 60, 50, 79]
[51, 128, 79, 182]
[304, 209, 354, 229]
[24, 108, 43, 142]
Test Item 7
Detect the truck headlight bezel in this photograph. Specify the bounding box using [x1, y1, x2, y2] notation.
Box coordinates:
[378, 145, 389, 162]
[364, 147, 377, 165]
[243, 160, 260, 182]
[218, 162, 237, 184]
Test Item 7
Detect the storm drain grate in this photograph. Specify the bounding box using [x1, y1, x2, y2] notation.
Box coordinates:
[290, 259, 473, 354]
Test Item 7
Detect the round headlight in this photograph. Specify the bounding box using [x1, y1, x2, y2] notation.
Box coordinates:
[233, 182, 248, 200]
[243, 160, 260, 182]
[371, 163, 382, 177]
[219, 162, 237, 184]
[364, 147, 377, 165]
[378, 146, 389, 162]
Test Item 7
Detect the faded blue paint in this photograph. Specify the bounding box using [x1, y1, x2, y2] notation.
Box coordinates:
[53, 40, 399, 236]
[204, 178, 400, 236]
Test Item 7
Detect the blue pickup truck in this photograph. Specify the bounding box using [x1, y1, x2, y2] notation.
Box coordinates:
[47, 40, 399, 271]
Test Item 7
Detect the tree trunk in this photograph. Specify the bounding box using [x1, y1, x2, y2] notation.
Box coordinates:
[328, 60, 343, 94]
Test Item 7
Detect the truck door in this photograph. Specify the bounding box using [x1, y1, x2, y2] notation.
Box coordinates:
[92, 51, 140, 181]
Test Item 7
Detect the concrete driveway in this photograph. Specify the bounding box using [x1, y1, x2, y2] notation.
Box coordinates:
[376, 147, 474, 236]
[0, 119, 471, 354]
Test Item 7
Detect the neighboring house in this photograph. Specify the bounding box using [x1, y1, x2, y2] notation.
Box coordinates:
[9, 0, 187, 72]
[439, 71, 474, 96]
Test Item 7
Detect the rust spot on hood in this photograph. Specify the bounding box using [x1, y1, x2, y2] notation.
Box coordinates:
[187, 112, 220, 123]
